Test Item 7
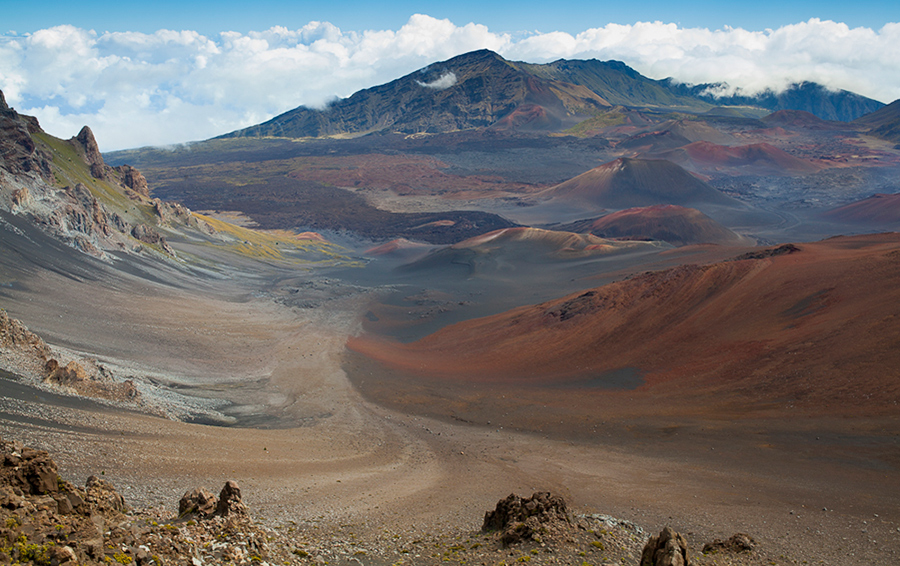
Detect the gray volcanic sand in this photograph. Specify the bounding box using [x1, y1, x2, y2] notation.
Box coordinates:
[0, 235, 898, 564]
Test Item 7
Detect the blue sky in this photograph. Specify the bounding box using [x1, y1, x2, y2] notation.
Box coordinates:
[5, 0, 898, 36]
[2, 2, 899, 150]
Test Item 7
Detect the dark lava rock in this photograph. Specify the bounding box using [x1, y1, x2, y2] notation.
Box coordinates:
[179, 487, 218, 517]
[702, 532, 756, 553]
[215, 480, 247, 517]
[482, 491, 570, 545]
[732, 243, 800, 261]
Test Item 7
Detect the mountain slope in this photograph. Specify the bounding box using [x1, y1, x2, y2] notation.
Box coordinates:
[515, 58, 709, 110]
[853, 99, 900, 142]
[220, 50, 883, 140]
[662, 80, 884, 122]
[822, 192, 900, 225]
[558, 205, 751, 246]
[650, 141, 823, 176]
[348, 233, 900, 416]
[222, 50, 611, 139]
[399, 226, 660, 275]
[0, 90, 346, 266]
[543, 157, 741, 209]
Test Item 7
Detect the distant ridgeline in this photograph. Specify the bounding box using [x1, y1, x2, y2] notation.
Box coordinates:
[220, 49, 884, 139]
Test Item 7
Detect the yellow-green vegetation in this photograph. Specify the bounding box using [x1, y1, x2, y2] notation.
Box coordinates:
[32, 132, 159, 226]
[113, 551, 134, 564]
[561, 111, 627, 137]
[193, 213, 356, 266]
[7, 533, 53, 566]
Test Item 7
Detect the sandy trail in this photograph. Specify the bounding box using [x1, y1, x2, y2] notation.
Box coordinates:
[1, 261, 898, 565]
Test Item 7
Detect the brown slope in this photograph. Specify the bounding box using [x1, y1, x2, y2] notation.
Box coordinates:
[543, 157, 741, 209]
[822, 192, 900, 225]
[448, 226, 647, 256]
[853, 98, 900, 142]
[224, 50, 610, 138]
[616, 119, 737, 152]
[400, 226, 660, 274]
[652, 141, 823, 176]
[562, 204, 751, 246]
[761, 109, 846, 130]
[348, 233, 900, 417]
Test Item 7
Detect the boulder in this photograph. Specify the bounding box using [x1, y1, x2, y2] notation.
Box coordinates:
[85, 475, 127, 514]
[131, 223, 175, 255]
[482, 491, 570, 545]
[119, 165, 149, 197]
[641, 526, 691, 566]
[215, 481, 247, 517]
[702, 533, 755, 554]
[179, 487, 218, 517]
[1, 445, 60, 495]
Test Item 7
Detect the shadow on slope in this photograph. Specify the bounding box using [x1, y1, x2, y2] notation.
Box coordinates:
[347, 233, 900, 429]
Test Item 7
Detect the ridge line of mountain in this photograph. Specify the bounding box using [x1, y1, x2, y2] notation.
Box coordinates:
[219, 49, 885, 140]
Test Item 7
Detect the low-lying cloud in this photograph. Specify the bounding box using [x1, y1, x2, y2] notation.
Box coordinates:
[1, 14, 898, 150]
[417, 72, 458, 90]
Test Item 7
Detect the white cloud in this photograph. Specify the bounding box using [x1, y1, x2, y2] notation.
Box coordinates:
[417, 72, 457, 90]
[1, 15, 899, 151]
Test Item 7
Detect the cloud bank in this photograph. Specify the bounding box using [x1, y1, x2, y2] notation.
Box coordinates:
[1, 14, 899, 151]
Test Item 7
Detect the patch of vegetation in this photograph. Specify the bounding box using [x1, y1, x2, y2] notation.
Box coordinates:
[193, 213, 353, 265]
[563, 111, 627, 137]
[32, 132, 159, 225]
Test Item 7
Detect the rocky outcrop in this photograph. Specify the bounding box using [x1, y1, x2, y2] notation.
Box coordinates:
[119, 164, 149, 197]
[482, 491, 571, 545]
[0, 438, 290, 566]
[215, 480, 246, 517]
[0, 309, 52, 361]
[131, 223, 175, 255]
[0, 438, 130, 565]
[0, 89, 191, 260]
[702, 532, 756, 554]
[74, 126, 104, 168]
[0, 91, 52, 179]
[179, 481, 247, 519]
[731, 243, 800, 261]
[1, 309, 141, 403]
[179, 487, 218, 517]
[641, 526, 691, 566]
[44, 358, 141, 402]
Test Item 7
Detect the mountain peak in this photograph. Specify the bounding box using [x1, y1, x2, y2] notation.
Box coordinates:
[221, 50, 610, 139]
[75, 125, 104, 166]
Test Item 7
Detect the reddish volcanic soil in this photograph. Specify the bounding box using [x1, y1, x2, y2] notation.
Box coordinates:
[578, 204, 750, 246]
[655, 141, 823, 175]
[545, 157, 739, 209]
[823, 192, 900, 225]
[286, 153, 539, 198]
[761, 109, 845, 130]
[348, 233, 900, 423]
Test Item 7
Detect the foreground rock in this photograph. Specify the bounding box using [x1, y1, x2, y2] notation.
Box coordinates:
[482, 491, 571, 545]
[641, 526, 691, 566]
[0, 437, 296, 566]
[0, 309, 142, 404]
[0, 439, 775, 566]
[702, 532, 756, 554]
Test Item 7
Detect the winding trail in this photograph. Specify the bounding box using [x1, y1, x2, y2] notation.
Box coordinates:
[0, 257, 898, 565]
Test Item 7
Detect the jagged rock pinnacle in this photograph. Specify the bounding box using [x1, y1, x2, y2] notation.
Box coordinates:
[75, 125, 104, 166]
